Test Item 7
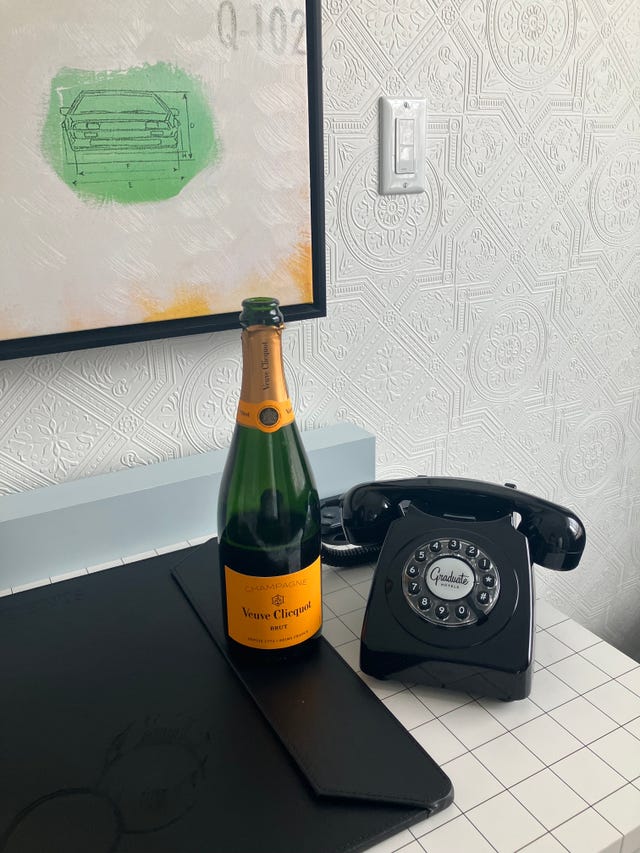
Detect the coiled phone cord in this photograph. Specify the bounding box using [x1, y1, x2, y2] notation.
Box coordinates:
[320, 495, 380, 568]
[320, 540, 380, 568]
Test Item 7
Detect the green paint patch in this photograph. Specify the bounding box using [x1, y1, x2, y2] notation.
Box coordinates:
[42, 63, 218, 204]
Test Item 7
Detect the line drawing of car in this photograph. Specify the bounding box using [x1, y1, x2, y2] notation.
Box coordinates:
[60, 89, 185, 156]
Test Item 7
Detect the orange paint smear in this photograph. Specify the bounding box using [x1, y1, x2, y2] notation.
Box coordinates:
[134, 240, 313, 323]
[284, 240, 313, 304]
[0, 322, 30, 341]
[242, 240, 313, 304]
[137, 286, 213, 323]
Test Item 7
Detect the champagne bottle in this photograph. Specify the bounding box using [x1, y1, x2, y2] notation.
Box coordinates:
[217, 296, 322, 659]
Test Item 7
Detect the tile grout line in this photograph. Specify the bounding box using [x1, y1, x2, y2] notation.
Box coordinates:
[418, 811, 504, 853]
[545, 756, 629, 812]
[550, 667, 640, 728]
[465, 788, 548, 853]
[575, 645, 640, 679]
[546, 800, 625, 853]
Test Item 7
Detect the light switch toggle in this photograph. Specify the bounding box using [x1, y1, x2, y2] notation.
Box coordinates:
[379, 97, 427, 195]
[395, 119, 415, 174]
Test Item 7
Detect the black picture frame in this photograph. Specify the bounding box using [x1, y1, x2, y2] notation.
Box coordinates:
[0, 0, 325, 362]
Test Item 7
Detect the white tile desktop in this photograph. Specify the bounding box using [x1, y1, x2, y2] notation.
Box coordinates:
[467, 791, 546, 852]
[584, 681, 640, 725]
[549, 697, 619, 745]
[534, 601, 569, 630]
[551, 748, 626, 804]
[322, 585, 367, 616]
[545, 619, 602, 653]
[511, 769, 588, 830]
[352, 579, 374, 600]
[321, 569, 351, 594]
[619, 667, 640, 697]
[322, 616, 358, 646]
[593, 786, 640, 852]
[581, 644, 640, 678]
[314, 561, 640, 853]
[534, 631, 575, 667]
[547, 654, 612, 693]
[358, 671, 407, 702]
[527, 668, 579, 711]
[385, 842, 423, 853]
[409, 685, 474, 718]
[383, 690, 435, 730]
[625, 716, 640, 743]
[552, 809, 624, 853]
[420, 814, 498, 852]
[478, 696, 543, 729]
[439, 702, 508, 750]
[409, 718, 468, 765]
[332, 637, 360, 671]
[338, 607, 366, 636]
[322, 600, 336, 620]
[364, 830, 416, 853]
[473, 733, 545, 788]
[441, 752, 504, 811]
[512, 714, 583, 765]
[409, 801, 462, 839]
[520, 836, 568, 852]
[333, 564, 375, 587]
[589, 728, 640, 782]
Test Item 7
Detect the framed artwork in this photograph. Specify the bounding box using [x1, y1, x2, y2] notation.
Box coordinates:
[0, 0, 325, 360]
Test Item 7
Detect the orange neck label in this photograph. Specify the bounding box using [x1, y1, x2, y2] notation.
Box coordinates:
[237, 325, 293, 432]
[224, 558, 322, 650]
[236, 398, 294, 433]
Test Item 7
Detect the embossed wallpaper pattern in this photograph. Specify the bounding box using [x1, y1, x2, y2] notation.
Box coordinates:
[1, 0, 639, 658]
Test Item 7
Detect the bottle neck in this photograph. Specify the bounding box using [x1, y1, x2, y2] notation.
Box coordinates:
[237, 324, 294, 433]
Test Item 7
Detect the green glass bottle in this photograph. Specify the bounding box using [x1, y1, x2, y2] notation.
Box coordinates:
[217, 297, 322, 660]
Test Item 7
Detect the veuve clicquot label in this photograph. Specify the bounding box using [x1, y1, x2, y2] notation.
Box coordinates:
[224, 559, 322, 649]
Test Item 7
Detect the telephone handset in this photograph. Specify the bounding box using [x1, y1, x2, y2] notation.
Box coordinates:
[321, 477, 586, 701]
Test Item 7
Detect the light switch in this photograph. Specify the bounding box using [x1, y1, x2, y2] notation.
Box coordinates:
[379, 97, 427, 194]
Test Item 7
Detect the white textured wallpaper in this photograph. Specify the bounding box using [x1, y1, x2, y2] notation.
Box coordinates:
[1, 0, 639, 658]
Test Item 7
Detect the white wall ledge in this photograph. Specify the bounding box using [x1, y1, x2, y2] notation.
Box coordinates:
[0, 422, 375, 591]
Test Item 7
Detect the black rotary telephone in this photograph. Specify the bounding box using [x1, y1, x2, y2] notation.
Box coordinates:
[320, 477, 586, 701]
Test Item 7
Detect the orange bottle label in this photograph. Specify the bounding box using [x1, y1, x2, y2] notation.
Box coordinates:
[224, 559, 322, 649]
[236, 398, 295, 433]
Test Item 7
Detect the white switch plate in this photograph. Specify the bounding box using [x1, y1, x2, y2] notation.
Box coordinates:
[379, 97, 426, 195]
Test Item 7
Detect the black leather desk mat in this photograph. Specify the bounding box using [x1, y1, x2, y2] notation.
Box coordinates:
[173, 539, 453, 811]
[0, 542, 452, 853]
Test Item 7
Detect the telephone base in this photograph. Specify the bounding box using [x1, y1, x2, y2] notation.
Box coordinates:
[359, 508, 536, 702]
[360, 646, 532, 702]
